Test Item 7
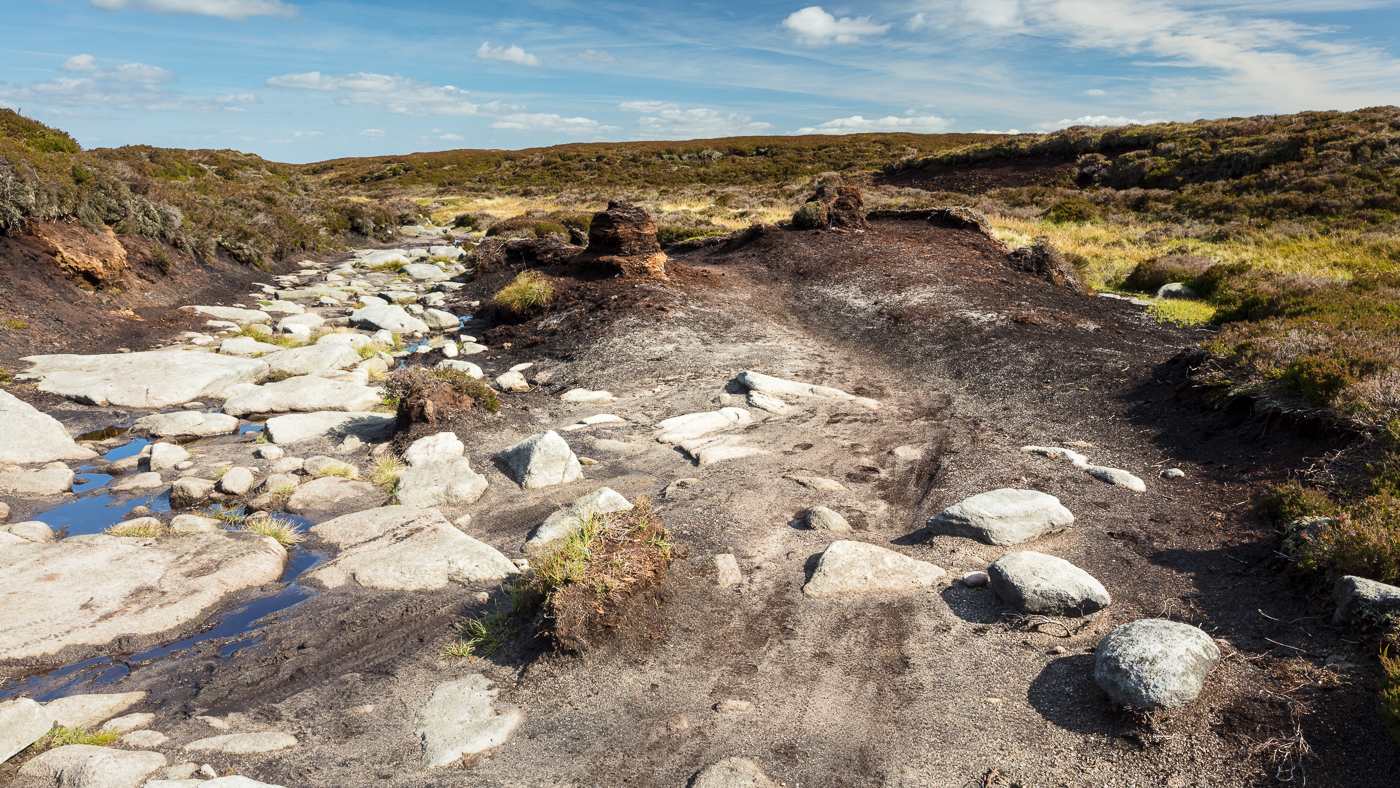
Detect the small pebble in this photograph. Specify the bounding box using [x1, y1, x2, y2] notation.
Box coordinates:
[1161, 468, 1186, 479]
[961, 571, 990, 588]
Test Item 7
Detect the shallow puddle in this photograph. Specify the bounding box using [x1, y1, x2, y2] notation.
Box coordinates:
[38, 437, 167, 537]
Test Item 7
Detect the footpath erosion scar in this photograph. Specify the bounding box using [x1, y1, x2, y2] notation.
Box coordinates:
[0, 209, 1392, 787]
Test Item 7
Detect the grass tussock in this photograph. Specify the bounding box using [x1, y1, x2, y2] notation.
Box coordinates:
[242, 514, 306, 547]
[370, 456, 404, 495]
[312, 463, 357, 479]
[106, 519, 167, 538]
[1148, 297, 1217, 327]
[31, 726, 121, 753]
[265, 484, 296, 511]
[383, 366, 501, 421]
[521, 499, 673, 653]
[440, 609, 513, 660]
[492, 271, 555, 316]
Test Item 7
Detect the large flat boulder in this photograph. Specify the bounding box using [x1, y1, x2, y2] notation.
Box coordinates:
[0, 391, 97, 465]
[285, 477, 386, 518]
[19, 351, 268, 408]
[417, 675, 523, 768]
[655, 407, 752, 444]
[349, 303, 428, 334]
[802, 540, 945, 598]
[180, 305, 270, 324]
[132, 410, 239, 439]
[0, 462, 75, 497]
[224, 377, 381, 417]
[260, 344, 361, 377]
[15, 744, 166, 788]
[0, 533, 285, 661]
[926, 489, 1074, 546]
[987, 551, 1110, 615]
[42, 692, 145, 729]
[264, 411, 394, 445]
[308, 507, 517, 591]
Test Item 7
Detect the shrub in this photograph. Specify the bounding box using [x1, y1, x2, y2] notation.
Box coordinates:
[520, 500, 672, 652]
[1121, 254, 1216, 292]
[1043, 196, 1098, 224]
[383, 366, 500, 432]
[1381, 647, 1400, 744]
[1292, 493, 1400, 584]
[492, 271, 555, 316]
[1261, 481, 1339, 526]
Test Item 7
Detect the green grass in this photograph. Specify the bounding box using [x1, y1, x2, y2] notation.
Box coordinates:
[312, 463, 357, 479]
[242, 515, 306, 547]
[440, 610, 513, 659]
[105, 519, 167, 538]
[1148, 297, 1217, 326]
[492, 271, 555, 316]
[370, 456, 403, 495]
[31, 726, 121, 753]
[382, 366, 501, 415]
[208, 504, 248, 525]
[2, 318, 29, 330]
[265, 484, 296, 511]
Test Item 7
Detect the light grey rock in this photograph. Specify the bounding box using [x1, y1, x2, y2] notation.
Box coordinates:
[270, 457, 304, 474]
[111, 471, 163, 493]
[147, 442, 191, 471]
[691, 757, 780, 788]
[19, 351, 268, 408]
[265, 411, 394, 445]
[170, 477, 216, 507]
[403, 433, 463, 467]
[3, 521, 55, 543]
[1094, 619, 1220, 709]
[714, 553, 743, 588]
[746, 390, 793, 415]
[802, 540, 946, 598]
[457, 342, 488, 356]
[1156, 282, 1197, 299]
[42, 692, 145, 729]
[225, 375, 382, 417]
[285, 477, 386, 518]
[1, 698, 54, 765]
[494, 370, 529, 392]
[16, 744, 165, 787]
[500, 431, 583, 489]
[316, 332, 371, 349]
[0, 533, 285, 660]
[441, 341, 459, 358]
[101, 712, 154, 734]
[961, 570, 990, 587]
[0, 390, 98, 465]
[422, 308, 458, 330]
[418, 675, 523, 768]
[987, 551, 1111, 615]
[308, 507, 517, 591]
[560, 414, 625, 432]
[735, 369, 879, 409]
[218, 336, 283, 357]
[350, 303, 428, 335]
[258, 299, 305, 316]
[786, 474, 847, 493]
[404, 264, 454, 283]
[1021, 445, 1090, 468]
[1333, 575, 1400, 625]
[805, 506, 852, 533]
[524, 487, 633, 556]
[254, 444, 285, 460]
[217, 467, 256, 496]
[120, 730, 169, 748]
[927, 489, 1074, 546]
[170, 514, 222, 534]
[275, 312, 323, 335]
[0, 462, 75, 496]
[133, 411, 239, 439]
[260, 344, 361, 377]
[183, 732, 297, 754]
[395, 459, 487, 509]
[678, 436, 770, 466]
[560, 388, 614, 404]
[304, 456, 358, 479]
[180, 305, 270, 324]
[1085, 465, 1147, 493]
[1161, 468, 1186, 479]
[655, 407, 751, 444]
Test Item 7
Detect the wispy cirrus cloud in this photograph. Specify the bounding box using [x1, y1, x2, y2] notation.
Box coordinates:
[90, 0, 295, 20]
[797, 112, 953, 134]
[619, 101, 772, 137]
[266, 71, 479, 116]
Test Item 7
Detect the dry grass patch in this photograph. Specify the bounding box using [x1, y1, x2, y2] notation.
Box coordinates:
[29, 726, 120, 753]
[370, 456, 404, 495]
[106, 519, 167, 538]
[492, 271, 555, 316]
[242, 514, 306, 547]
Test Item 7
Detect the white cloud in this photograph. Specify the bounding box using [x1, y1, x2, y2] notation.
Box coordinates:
[267, 71, 479, 116]
[797, 113, 953, 134]
[782, 6, 889, 45]
[476, 42, 541, 67]
[436, 132, 465, 141]
[360, 128, 385, 137]
[1084, 88, 1107, 96]
[490, 113, 613, 134]
[112, 62, 173, 83]
[1035, 114, 1166, 131]
[90, 0, 296, 20]
[619, 101, 773, 137]
[64, 54, 97, 72]
[907, 13, 929, 31]
[579, 49, 616, 64]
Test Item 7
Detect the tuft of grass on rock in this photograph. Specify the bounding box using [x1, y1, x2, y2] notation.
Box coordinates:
[371, 456, 404, 495]
[31, 726, 120, 753]
[440, 610, 512, 659]
[242, 514, 306, 547]
[106, 519, 167, 538]
[265, 484, 296, 511]
[492, 271, 555, 316]
[312, 464, 356, 479]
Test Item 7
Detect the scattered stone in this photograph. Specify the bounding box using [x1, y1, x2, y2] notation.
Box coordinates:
[285, 477, 386, 518]
[170, 514, 222, 534]
[217, 467, 256, 496]
[804, 506, 852, 533]
[714, 553, 743, 588]
[499, 431, 583, 489]
[20, 351, 268, 408]
[309, 507, 517, 591]
[0, 533, 285, 660]
[714, 699, 753, 714]
[418, 675, 523, 768]
[562, 414, 625, 432]
[678, 436, 770, 466]
[655, 407, 752, 444]
[746, 390, 792, 415]
[111, 472, 164, 493]
[1094, 619, 1220, 709]
[561, 388, 614, 404]
[180, 305, 270, 324]
[734, 370, 878, 409]
[101, 712, 154, 734]
[422, 308, 459, 330]
[961, 570, 990, 588]
[275, 312, 324, 336]
[926, 489, 1074, 546]
[170, 477, 216, 507]
[987, 551, 1111, 615]
[304, 456, 358, 479]
[224, 376, 381, 416]
[254, 445, 285, 460]
[218, 336, 283, 357]
[1, 698, 54, 765]
[350, 303, 428, 334]
[690, 757, 780, 788]
[1021, 445, 1090, 468]
[0, 462, 75, 496]
[524, 487, 633, 556]
[183, 732, 297, 754]
[147, 442, 191, 471]
[42, 692, 145, 729]
[133, 411, 239, 439]
[1161, 468, 1186, 479]
[785, 474, 847, 493]
[1085, 465, 1147, 493]
[1333, 575, 1400, 625]
[495, 370, 529, 393]
[16, 744, 166, 788]
[3, 521, 53, 543]
[270, 457, 304, 474]
[802, 540, 946, 598]
[437, 360, 484, 378]
[264, 411, 394, 445]
[0, 390, 98, 464]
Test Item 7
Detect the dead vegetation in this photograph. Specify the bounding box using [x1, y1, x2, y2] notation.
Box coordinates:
[383, 366, 500, 434]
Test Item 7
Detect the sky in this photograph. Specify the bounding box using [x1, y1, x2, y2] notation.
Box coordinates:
[2, 0, 1399, 162]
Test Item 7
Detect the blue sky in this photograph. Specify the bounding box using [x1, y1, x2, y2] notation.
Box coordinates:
[3, 0, 1399, 162]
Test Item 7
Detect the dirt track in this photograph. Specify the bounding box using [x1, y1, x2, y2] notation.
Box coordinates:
[4, 218, 1390, 786]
